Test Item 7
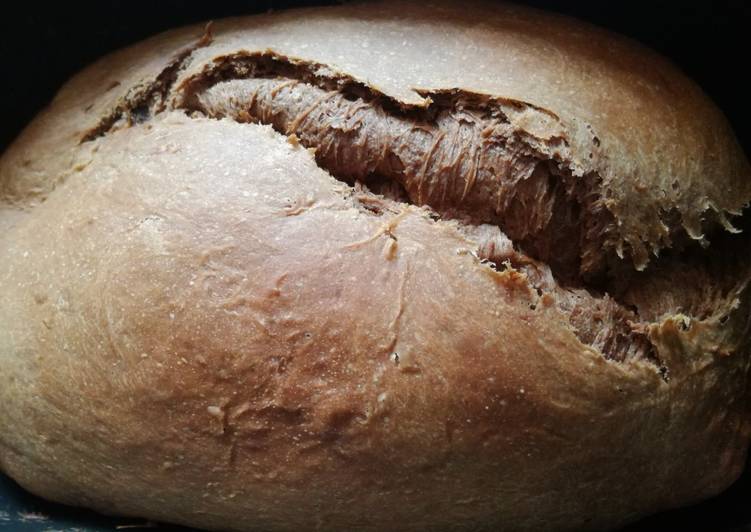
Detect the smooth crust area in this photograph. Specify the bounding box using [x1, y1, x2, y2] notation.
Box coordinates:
[0, 2, 750, 531]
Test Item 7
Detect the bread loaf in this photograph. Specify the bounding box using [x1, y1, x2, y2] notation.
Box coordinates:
[1, 2, 750, 530]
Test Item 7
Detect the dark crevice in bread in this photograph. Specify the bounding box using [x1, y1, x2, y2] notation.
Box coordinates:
[80, 27, 214, 143]
[327, 178, 663, 370]
[82, 51, 619, 279]
[167, 54, 670, 369]
[192, 77, 614, 280]
[450, 221, 662, 369]
[176, 53, 617, 281]
[77, 49, 751, 376]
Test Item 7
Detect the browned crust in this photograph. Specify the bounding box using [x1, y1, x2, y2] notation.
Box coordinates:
[0, 2, 750, 531]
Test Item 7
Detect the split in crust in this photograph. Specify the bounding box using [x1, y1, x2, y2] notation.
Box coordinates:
[80, 47, 751, 376]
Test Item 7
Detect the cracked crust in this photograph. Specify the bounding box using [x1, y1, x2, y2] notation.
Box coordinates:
[1, 2, 750, 531]
[3, 1, 750, 268]
[191, 75, 608, 278]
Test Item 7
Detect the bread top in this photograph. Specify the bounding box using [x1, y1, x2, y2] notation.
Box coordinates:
[2, 0, 749, 272]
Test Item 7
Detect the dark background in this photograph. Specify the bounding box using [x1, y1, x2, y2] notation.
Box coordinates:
[1, 1, 750, 531]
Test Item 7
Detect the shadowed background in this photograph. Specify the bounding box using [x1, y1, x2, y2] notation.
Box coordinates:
[0, 1, 749, 530]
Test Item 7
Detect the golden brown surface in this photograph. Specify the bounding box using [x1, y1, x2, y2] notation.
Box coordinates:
[1, 2, 750, 531]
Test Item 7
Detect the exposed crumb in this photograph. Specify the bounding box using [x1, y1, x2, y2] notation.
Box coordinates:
[81, 30, 214, 142]
[68, 46, 750, 380]
[194, 74, 610, 278]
